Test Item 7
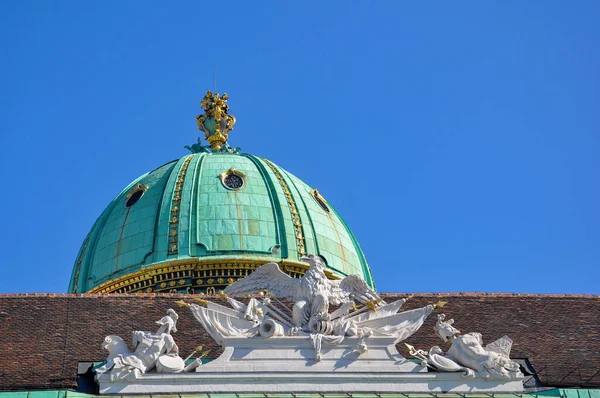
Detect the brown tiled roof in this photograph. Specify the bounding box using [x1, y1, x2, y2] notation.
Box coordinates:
[0, 293, 598, 391]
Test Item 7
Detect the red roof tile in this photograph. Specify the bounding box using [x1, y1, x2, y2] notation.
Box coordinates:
[0, 293, 598, 391]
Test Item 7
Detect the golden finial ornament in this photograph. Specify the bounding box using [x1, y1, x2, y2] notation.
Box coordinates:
[194, 90, 237, 153]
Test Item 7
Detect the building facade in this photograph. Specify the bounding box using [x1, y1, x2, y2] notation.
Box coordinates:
[1, 92, 599, 397]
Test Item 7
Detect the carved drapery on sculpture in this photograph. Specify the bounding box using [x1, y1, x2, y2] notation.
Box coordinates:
[187, 294, 433, 360]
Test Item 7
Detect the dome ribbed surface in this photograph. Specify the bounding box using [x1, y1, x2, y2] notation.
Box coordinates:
[69, 153, 374, 293]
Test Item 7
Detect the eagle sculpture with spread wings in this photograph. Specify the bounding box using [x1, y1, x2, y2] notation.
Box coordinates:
[224, 254, 382, 331]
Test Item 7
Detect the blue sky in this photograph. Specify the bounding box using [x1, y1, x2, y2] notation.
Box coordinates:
[1, 1, 598, 294]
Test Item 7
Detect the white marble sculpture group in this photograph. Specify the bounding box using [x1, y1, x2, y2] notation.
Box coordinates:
[406, 313, 522, 379]
[95, 308, 202, 380]
[95, 254, 524, 393]
[193, 254, 434, 359]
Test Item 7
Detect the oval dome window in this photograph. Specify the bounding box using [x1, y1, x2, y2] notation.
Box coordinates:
[310, 189, 330, 213]
[125, 184, 148, 207]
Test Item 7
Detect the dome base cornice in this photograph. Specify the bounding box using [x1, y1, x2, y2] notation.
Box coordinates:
[86, 257, 341, 295]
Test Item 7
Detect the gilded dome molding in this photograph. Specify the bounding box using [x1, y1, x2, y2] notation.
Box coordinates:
[86, 257, 340, 294]
[168, 154, 195, 255]
[262, 158, 307, 257]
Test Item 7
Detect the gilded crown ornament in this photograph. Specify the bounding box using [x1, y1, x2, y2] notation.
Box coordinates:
[188, 90, 239, 153]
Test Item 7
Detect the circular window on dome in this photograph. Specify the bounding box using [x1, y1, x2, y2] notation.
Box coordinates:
[125, 184, 148, 207]
[310, 189, 330, 213]
[224, 174, 244, 189]
[219, 168, 246, 191]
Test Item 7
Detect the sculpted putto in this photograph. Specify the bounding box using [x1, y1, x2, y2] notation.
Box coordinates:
[224, 254, 382, 332]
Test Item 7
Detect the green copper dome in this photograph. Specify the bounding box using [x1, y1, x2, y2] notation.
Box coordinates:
[69, 152, 374, 294]
[69, 91, 374, 294]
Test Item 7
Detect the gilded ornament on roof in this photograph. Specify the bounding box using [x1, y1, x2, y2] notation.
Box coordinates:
[191, 90, 238, 153]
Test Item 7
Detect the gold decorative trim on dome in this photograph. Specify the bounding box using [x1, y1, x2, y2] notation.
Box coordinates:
[168, 155, 195, 255]
[262, 159, 307, 256]
[195, 90, 236, 152]
[86, 257, 341, 294]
